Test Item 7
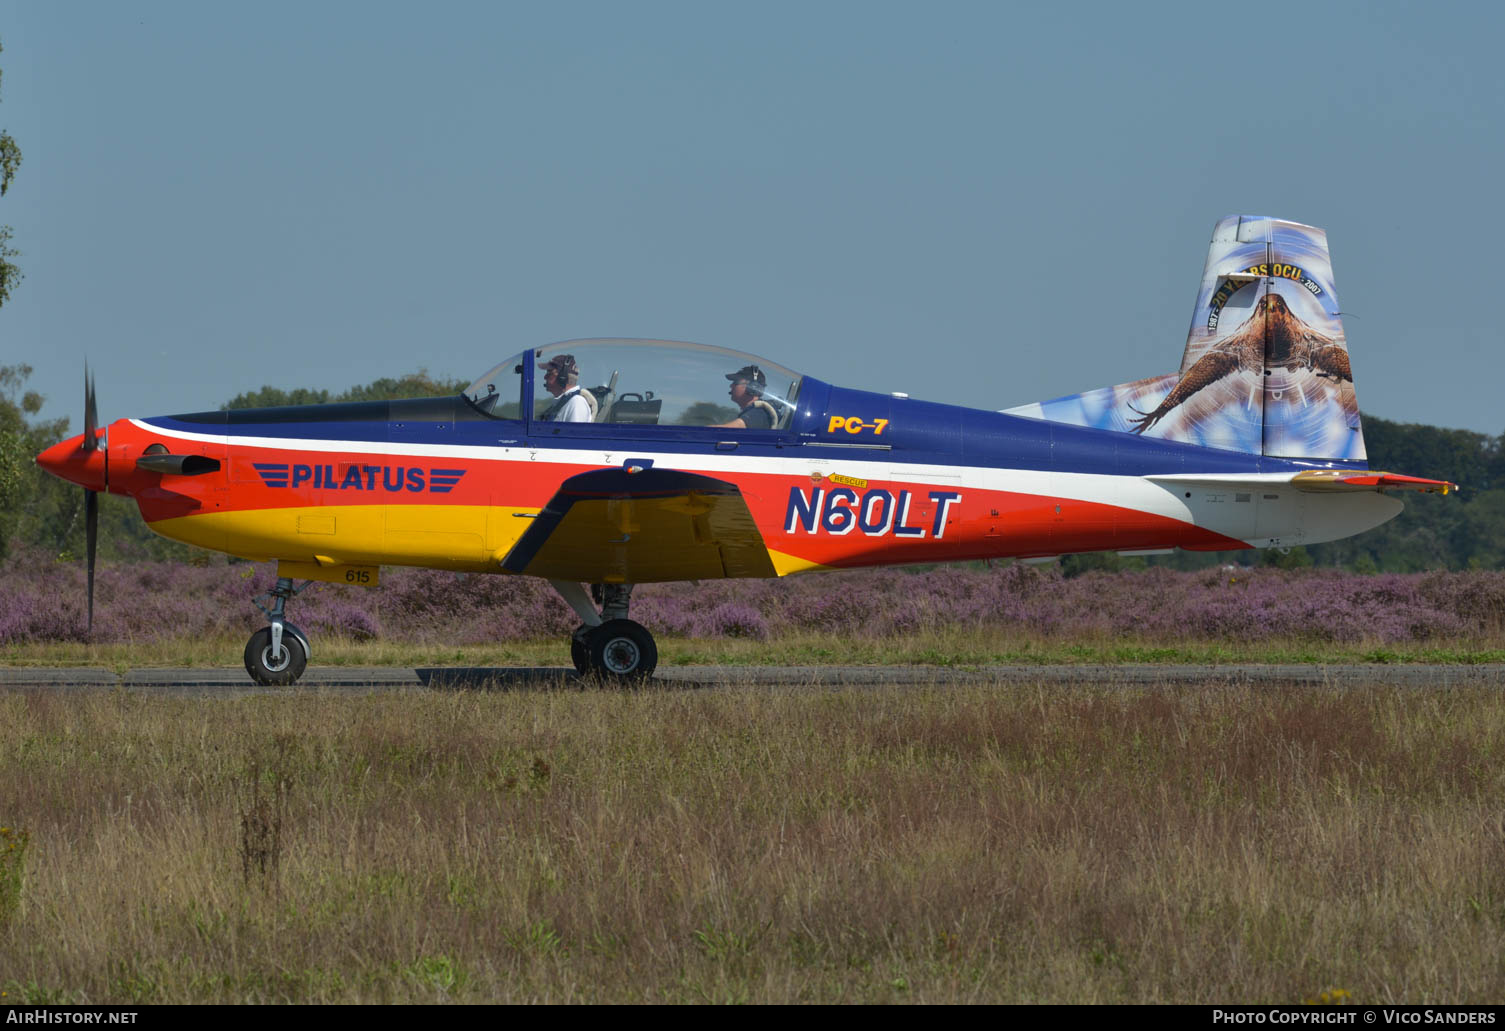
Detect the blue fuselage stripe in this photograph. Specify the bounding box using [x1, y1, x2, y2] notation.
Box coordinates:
[142, 380, 1366, 479]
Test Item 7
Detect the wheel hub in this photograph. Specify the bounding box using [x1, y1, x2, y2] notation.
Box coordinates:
[602, 637, 640, 674]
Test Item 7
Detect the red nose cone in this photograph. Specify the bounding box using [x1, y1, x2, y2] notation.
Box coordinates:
[36, 434, 108, 492]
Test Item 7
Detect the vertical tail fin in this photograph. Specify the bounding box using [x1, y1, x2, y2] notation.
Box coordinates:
[1006, 215, 1366, 461]
[1171, 216, 1363, 459]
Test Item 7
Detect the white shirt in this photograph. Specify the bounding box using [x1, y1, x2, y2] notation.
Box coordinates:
[552, 389, 593, 423]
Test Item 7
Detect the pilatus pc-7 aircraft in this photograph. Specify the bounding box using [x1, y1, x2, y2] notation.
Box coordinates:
[37, 216, 1453, 684]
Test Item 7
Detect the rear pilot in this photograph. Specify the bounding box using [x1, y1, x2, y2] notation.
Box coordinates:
[711, 364, 777, 430]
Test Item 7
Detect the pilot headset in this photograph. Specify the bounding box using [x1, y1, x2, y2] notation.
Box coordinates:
[729, 364, 766, 396]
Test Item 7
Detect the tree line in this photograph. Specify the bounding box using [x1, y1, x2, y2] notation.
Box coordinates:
[1095, 416, 1505, 576]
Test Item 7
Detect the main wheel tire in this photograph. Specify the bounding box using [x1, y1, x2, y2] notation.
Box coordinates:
[585, 619, 657, 682]
[570, 624, 591, 675]
[243, 626, 309, 686]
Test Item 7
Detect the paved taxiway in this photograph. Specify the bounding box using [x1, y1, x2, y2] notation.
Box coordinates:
[0, 664, 1501, 695]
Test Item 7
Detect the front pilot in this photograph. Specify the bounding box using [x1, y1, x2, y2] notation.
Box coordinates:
[538, 354, 593, 422]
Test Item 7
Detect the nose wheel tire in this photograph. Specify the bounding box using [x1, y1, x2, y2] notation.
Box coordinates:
[244, 627, 309, 686]
[583, 619, 657, 682]
[570, 625, 591, 675]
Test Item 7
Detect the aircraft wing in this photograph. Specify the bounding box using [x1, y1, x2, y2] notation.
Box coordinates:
[1147, 471, 1457, 494]
[500, 466, 778, 582]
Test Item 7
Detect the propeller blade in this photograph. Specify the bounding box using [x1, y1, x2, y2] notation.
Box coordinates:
[82, 367, 98, 453]
[85, 487, 98, 634]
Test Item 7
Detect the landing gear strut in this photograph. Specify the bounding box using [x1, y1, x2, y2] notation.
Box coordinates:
[551, 580, 657, 682]
[245, 576, 312, 686]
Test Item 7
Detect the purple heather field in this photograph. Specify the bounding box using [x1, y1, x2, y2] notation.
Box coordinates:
[1, 549, 1502, 646]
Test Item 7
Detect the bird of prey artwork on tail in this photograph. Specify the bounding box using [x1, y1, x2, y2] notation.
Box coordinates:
[1007, 216, 1364, 461]
[1128, 291, 1354, 435]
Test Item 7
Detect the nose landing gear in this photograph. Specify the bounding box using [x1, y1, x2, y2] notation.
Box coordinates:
[245, 576, 312, 685]
[554, 580, 657, 682]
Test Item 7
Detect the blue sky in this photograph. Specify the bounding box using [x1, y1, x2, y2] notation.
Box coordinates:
[1, 1, 1500, 434]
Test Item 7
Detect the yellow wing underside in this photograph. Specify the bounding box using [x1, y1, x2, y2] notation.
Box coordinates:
[501, 468, 778, 583]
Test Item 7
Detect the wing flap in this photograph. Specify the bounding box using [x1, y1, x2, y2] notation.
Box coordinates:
[500, 467, 777, 582]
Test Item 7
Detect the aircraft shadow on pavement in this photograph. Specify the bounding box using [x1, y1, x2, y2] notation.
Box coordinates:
[413, 667, 705, 692]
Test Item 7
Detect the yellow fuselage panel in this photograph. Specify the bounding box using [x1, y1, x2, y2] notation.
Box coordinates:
[147, 504, 541, 574]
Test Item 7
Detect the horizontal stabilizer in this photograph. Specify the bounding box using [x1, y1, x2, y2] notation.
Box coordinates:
[1289, 470, 1456, 494]
[1146, 471, 1457, 494]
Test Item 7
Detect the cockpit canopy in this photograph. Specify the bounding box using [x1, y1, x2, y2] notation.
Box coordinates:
[463, 339, 804, 429]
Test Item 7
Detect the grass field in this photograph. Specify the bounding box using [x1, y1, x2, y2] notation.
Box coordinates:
[1, 678, 1501, 1003]
[5, 626, 1505, 671]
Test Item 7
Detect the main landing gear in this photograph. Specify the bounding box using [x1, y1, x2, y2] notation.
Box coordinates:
[245, 576, 313, 686]
[550, 580, 658, 682]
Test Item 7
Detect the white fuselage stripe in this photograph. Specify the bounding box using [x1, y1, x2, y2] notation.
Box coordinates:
[128, 421, 1407, 550]
[131, 419, 1202, 525]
